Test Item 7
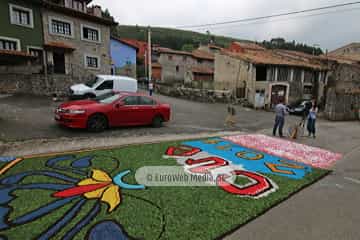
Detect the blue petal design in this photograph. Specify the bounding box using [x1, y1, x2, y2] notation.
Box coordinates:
[12, 197, 77, 226]
[46, 156, 87, 176]
[87, 221, 129, 240]
[113, 170, 145, 190]
[71, 156, 93, 168]
[63, 202, 101, 240]
[37, 198, 86, 240]
[0, 157, 16, 163]
[0, 171, 78, 185]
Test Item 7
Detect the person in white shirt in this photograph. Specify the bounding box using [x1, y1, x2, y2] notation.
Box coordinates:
[149, 82, 154, 96]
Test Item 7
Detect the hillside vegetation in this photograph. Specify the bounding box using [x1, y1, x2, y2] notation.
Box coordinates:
[112, 25, 248, 51]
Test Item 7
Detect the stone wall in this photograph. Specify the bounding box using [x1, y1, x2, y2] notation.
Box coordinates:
[0, 73, 92, 96]
[325, 88, 360, 121]
[324, 63, 360, 120]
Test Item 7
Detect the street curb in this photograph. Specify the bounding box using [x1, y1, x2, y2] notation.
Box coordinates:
[1, 131, 244, 158]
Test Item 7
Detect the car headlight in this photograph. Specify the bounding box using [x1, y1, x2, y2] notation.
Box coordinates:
[69, 109, 86, 114]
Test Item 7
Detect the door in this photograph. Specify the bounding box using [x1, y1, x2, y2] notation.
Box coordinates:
[95, 80, 114, 96]
[255, 90, 265, 108]
[271, 85, 287, 107]
[112, 96, 141, 126]
[53, 52, 65, 74]
[137, 96, 157, 124]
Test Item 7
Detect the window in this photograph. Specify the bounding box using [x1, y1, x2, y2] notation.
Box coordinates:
[0, 37, 19, 51]
[139, 96, 156, 105]
[28, 47, 43, 65]
[9, 4, 33, 28]
[49, 17, 73, 37]
[96, 80, 113, 90]
[278, 67, 290, 82]
[168, 55, 173, 61]
[176, 66, 179, 72]
[256, 66, 267, 81]
[303, 85, 313, 95]
[123, 96, 139, 106]
[183, 56, 187, 61]
[82, 25, 101, 42]
[85, 55, 100, 69]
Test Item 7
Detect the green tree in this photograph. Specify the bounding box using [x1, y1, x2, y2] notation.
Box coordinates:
[181, 44, 195, 52]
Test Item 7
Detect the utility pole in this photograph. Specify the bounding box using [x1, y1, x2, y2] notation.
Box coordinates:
[148, 26, 152, 84]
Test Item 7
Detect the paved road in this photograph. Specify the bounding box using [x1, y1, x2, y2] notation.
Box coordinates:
[0, 93, 301, 141]
[1, 93, 360, 240]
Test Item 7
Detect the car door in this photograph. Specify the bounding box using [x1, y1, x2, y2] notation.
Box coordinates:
[137, 96, 158, 124]
[94, 80, 113, 96]
[112, 96, 141, 126]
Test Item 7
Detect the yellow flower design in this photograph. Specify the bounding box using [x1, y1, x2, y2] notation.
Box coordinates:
[78, 169, 121, 212]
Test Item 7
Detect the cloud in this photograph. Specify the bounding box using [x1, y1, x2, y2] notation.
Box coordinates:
[92, 0, 360, 50]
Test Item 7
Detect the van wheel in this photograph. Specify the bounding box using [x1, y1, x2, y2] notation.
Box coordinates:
[152, 115, 163, 128]
[87, 114, 108, 132]
[84, 93, 96, 99]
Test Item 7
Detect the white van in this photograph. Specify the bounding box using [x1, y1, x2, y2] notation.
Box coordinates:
[69, 75, 138, 99]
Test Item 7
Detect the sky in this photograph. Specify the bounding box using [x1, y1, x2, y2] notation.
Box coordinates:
[92, 0, 360, 51]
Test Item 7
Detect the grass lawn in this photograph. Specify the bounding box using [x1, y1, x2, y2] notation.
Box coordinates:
[0, 140, 330, 240]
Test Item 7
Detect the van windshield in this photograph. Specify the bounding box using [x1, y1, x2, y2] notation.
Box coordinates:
[85, 77, 100, 88]
[95, 92, 122, 104]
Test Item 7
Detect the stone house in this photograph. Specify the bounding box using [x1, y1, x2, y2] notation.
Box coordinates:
[0, 0, 116, 95]
[323, 55, 360, 120]
[214, 46, 328, 108]
[110, 37, 137, 78]
[41, 0, 116, 79]
[328, 42, 360, 61]
[156, 48, 214, 87]
[0, 0, 44, 70]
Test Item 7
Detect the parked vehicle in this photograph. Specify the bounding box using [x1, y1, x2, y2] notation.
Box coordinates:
[69, 75, 138, 99]
[287, 100, 312, 116]
[55, 92, 171, 132]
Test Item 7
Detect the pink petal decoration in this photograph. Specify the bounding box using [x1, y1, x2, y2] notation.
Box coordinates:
[223, 134, 342, 169]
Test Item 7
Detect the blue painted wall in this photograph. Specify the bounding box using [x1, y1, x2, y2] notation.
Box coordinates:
[110, 39, 137, 77]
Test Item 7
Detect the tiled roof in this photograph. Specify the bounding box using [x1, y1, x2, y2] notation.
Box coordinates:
[110, 37, 139, 50]
[42, 1, 116, 26]
[232, 42, 266, 51]
[157, 48, 193, 56]
[44, 42, 75, 50]
[321, 54, 360, 65]
[152, 63, 162, 68]
[222, 49, 327, 70]
[192, 50, 214, 60]
[0, 50, 34, 58]
[192, 67, 214, 74]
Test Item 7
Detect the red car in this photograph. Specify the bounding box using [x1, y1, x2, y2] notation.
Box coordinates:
[55, 92, 171, 132]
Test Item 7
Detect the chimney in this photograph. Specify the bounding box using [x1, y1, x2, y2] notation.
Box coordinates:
[89, 5, 102, 17]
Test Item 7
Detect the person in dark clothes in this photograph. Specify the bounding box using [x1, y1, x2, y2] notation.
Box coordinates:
[307, 100, 318, 138]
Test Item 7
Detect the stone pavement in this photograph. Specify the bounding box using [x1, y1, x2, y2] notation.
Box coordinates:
[225, 121, 360, 240]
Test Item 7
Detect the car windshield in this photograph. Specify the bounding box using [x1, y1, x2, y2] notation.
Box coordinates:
[95, 92, 122, 104]
[85, 77, 100, 88]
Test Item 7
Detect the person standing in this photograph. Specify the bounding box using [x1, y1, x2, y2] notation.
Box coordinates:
[149, 82, 154, 96]
[273, 99, 288, 137]
[224, 103, 236, 127]
[307, 101, 318, 138]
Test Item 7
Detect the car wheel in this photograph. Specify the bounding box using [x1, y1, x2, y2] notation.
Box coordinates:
[87, 114, 108, 132]
[152, 115, 163, 128]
